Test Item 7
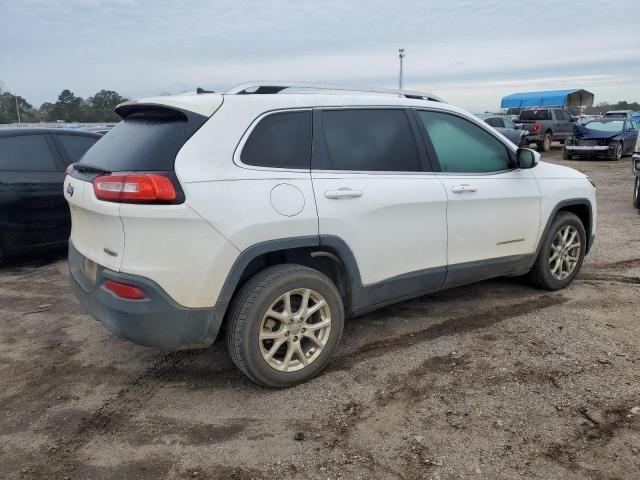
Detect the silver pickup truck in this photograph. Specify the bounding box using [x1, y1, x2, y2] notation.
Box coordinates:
[516, 107, 574, 152]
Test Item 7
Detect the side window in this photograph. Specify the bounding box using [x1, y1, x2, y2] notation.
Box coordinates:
[417, 111, 512, 173]
[241, 110, 311, 169]
[316, 109, 421, 171]
[503, 118, 517, 129]
[484, 118, 503, 128]
[0, 135, 59, 171]
[56, 134, 98, 164]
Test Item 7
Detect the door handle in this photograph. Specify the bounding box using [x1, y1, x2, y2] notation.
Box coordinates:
[324, 188, 363, 199]
[451, 184, 477, 194]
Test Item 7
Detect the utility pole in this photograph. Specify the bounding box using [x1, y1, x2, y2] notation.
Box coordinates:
[15, 95, 21, 124]
[398, 48, 405, 91]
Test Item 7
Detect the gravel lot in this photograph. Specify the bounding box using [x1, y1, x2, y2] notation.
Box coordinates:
[1, 148, 639, 480]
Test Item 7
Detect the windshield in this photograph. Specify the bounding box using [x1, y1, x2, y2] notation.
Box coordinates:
[583, 121, 624, 132]
[79, 108, 203, 171]
[519, 109, 550, 121]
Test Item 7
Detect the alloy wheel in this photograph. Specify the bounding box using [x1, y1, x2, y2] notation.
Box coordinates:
[259, 288, 332, 372]
[549, 225, 581, 280]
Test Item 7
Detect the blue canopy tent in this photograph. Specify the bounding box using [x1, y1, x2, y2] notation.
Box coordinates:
[501, 89, 594, 109]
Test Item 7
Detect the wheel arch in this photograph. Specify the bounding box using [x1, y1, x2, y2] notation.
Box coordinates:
[531, 198, 594, 269]
[215, 236, 365, 329]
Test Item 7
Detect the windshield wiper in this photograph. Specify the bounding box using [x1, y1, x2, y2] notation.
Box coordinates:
[72, 163, 111, 174]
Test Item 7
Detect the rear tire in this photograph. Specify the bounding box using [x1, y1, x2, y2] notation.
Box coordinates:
[529, 212, 586, 291]
[226, 264, 344, 388]
[633, 177, 640, 209]
[541, 132, 552, 152]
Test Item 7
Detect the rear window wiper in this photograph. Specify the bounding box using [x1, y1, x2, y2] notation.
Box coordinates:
[73, 163, 111, 174]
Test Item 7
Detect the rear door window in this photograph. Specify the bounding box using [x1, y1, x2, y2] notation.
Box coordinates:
[0, 134, 59, 171]
[56, 134, 98, 164]
[315, 109, 422, 172]
[241, 110, 312, 169]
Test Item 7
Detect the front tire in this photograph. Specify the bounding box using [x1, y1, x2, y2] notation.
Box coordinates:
[611, 142, 623, 161]
[529, 212, 586, 291]
[226, 264, 344, 388]
[563, 149, 573, 160]
[633, 177, 640, 209]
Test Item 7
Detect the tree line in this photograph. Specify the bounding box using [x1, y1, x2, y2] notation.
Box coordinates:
[0, 85, 127, 124]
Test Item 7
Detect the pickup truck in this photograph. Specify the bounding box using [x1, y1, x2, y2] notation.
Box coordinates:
[515, 107, 574, 152]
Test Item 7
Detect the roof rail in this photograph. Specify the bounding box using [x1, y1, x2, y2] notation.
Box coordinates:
[226, 81, 445, 103]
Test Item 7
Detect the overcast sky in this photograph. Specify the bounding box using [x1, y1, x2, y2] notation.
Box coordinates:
[2, 0, 639, 112]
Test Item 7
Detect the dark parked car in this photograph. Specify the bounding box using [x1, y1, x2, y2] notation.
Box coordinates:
[0, 128, 100, 261]
[564, 119, 638, 160]
[476, 114, 531, 146]
[515, 107, 574, 152]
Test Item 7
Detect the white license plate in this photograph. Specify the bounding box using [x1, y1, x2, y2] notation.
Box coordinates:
[84, 258, 98, 284]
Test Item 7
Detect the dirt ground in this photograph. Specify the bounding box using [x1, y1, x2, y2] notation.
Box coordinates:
[1, 147, 639, 480]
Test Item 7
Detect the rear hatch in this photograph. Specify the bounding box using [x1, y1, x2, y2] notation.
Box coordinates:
[64, 97, 219, 271]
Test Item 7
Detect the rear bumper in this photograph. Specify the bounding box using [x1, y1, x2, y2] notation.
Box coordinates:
[68, 241, 222, 350]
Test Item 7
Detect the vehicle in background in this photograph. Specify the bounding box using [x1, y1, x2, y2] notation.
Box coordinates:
[515, 107, 573, 152]
[632, 112, 640, 123]
[633, 154, 640, 208]
[564, 118, 638, 160]
[64, 82, 597, 387]
[476, 114, 531, 147]
[604, 110, 634, 119]
[634, 133, 640, 208]
[81, 125, 114, 135]
[0, 129, 100, 261]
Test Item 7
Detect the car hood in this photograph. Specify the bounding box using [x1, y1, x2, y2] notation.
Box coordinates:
[532, 161, 587, 179]
[573, 125, 623, 140]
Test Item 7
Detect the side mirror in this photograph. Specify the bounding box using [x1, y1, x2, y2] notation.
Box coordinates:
[514, 124, 520, 130]
[516, 148, 540, 169]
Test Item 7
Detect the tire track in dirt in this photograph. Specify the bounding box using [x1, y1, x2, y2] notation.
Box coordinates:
[330, 293, 568, 372]
[592, 257, 640, 270]
[577, 273, 640, 285]
[40, 350, 201, 477]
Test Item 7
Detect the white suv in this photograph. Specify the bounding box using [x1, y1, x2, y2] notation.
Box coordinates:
[64, 82, 597, 387]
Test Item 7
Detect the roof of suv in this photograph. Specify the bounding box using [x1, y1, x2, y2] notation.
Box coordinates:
[124, 82, 451, 119]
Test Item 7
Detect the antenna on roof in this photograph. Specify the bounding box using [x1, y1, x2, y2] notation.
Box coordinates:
[398, 49, 405, 91]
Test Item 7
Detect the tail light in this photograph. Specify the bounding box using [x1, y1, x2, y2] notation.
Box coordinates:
[104, 279, 146, 300]
[533, 122, 542, 134]
[93, 173, 177, 203]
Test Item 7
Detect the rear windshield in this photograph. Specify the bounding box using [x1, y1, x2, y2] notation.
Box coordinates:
[519, 109, 551, 121]
[79, 108, 204, 171]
